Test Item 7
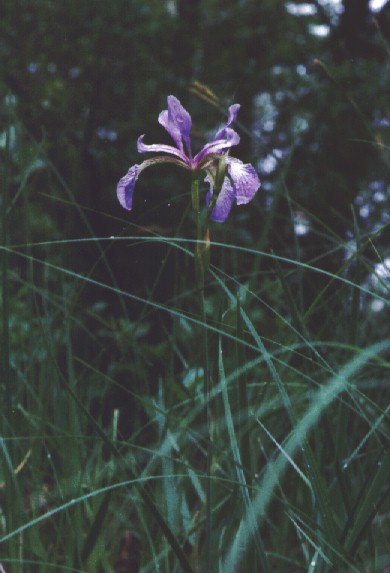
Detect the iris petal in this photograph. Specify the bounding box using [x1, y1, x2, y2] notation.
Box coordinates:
[117, 164, 139, 210]
[205, 170, 235, 223]
[117, 156, 187, 211]
[213, 103, 241, 141]
[158, 95, 192, 155]
[194, 128, 240, 165]
[227, 158, 261, 204]
[137, 135, 189, 164]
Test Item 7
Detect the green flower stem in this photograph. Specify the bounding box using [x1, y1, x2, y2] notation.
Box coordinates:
[191, 175, 212, 571]
[192, 176, 208, 291]
[191, 161, 227, 570]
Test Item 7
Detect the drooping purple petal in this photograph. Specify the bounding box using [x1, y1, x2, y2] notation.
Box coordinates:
[117, 156, 187, 210]
[227, 158, 261, 204]
[158, 95, 192, 155]
[205, 171, 236, 223]
[213, 104, 241, 141]
[137, 135, 189, 164]
[193, 128, 240, 166]
[117, 164, 139, 210]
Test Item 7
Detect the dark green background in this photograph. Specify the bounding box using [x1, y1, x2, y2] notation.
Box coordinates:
[2, 0, 389, 329]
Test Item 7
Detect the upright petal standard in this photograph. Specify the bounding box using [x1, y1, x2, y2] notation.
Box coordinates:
[117, 95, 260, 222]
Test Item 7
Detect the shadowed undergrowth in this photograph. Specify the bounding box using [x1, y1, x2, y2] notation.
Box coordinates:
[1, 82, 389, 573]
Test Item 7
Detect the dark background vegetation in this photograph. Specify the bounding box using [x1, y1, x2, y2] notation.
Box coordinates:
[2, 0, 389, 307]
[1, 1, 389, 571]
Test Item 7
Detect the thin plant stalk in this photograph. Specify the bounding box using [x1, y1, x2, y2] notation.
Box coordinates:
[0, 97, 19, 573]
[191, 175, 213, 572]
[1, 99, 11, 431]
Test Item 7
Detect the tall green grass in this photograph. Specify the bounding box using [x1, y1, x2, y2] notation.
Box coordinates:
[1, 96, 389, 573]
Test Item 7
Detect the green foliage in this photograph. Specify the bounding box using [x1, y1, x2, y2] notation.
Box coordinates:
[1, 1, 390, 572]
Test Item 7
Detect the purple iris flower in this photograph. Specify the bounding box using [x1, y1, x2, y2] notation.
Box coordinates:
[117, 95, 260, 222]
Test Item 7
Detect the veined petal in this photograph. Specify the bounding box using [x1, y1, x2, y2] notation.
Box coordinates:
[213, 103, 241, 141]
[193, 127, 240, 166]
[137, 135, 189, 164]
[117, 164, 140, 210]
[117, 156, 187, 210]
[158, 95, 192, 155]
[205, 171, 235, 223]
[227, 158, 261, 204]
